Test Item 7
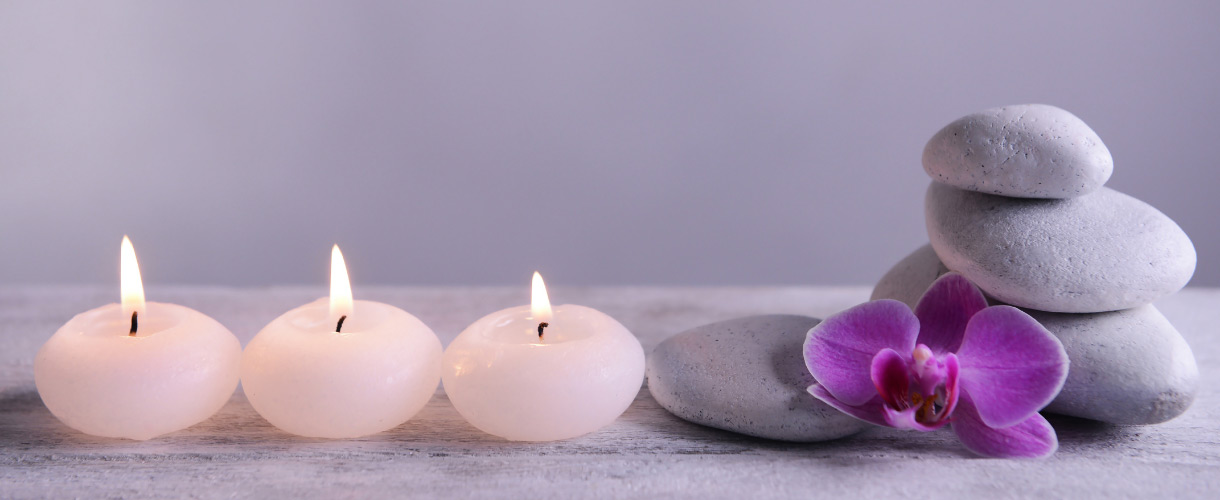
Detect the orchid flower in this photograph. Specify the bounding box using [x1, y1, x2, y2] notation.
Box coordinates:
[804, 273, 1069, 458]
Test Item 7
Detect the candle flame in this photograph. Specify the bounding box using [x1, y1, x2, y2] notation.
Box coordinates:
[330, 244, 354, 323]
[120, 235, 146, 318]
[531, 271, 552, 323]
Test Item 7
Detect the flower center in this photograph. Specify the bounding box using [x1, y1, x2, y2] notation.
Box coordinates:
[873, 344, 960, 429]
[909, 392, 941, 423]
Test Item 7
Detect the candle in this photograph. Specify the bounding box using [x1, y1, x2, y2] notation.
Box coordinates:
[442, 272, 645, 441]
[34, 236, 242, 440]
[241, 245, 442, 438]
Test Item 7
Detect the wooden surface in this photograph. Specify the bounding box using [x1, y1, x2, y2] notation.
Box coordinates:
[1, 285, 1217, 499]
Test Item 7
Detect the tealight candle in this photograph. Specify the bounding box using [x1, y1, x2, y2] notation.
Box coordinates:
[241, 245, 443, 438]
[34, 237, 242, 440]
[442, 272, 645, 441]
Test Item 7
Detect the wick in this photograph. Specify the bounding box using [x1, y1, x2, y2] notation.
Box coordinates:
[335, 315, 347, 333]
[129, 311, 138, 336]
[537, 322, 549, 339]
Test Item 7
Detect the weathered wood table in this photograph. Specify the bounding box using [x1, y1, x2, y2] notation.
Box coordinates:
[2, 286, 1216, 498]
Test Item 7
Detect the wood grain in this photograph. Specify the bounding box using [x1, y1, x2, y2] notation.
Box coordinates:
[2, 286, 1217, 499]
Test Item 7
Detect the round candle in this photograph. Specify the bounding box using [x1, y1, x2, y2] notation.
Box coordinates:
[34, 236, 241, 440]
[241, 245, 442, 438]
[442, 272, 645, 441]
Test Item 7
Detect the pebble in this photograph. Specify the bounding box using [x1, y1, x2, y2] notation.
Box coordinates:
[925, 182, 1196, 313]
[922, 104, 1113, 198]
[647, 315, 867, 442]
[870, 244, 949, 306]
[1030, 306, 1198, 424]
[873, 245, 1199, 424]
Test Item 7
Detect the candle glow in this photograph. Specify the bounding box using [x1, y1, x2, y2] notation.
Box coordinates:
[531, 271, 552, 324]
[120, 236, 146, 319]
[442, 273, 646, 441]
[241, 245, 443, 438]
[35, 236, 242, 440]
[330, 244, 354, 324]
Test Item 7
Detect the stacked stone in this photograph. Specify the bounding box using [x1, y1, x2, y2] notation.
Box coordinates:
[874, 104, 1199, 425]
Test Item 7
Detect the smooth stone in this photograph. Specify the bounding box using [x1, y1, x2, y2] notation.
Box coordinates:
[873, 245, 1199, 425]
[646, 315, 867, 442]
[926, 182, 1196, 313]
[922, 104, 1113, 198]
[1031, 306, 1198, 425]
[870, 244, 949, 306]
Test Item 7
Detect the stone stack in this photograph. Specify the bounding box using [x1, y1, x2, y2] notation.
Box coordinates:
[874, 104, 1199, 424]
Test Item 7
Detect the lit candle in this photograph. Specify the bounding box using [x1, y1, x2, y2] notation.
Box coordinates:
[442, 272, 645, 441]
[34, 236, 242, 440]
[241, 245, 443, 438]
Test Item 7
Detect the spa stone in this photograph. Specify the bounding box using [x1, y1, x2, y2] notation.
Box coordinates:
[647, 315, 867, 442]
[873, 245, 1199, 424]
[925, 182, 1196, 313]
[922, 104, 1112, 198]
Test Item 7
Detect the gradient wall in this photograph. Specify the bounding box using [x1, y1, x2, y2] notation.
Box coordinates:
[2, 1, 1216, 286]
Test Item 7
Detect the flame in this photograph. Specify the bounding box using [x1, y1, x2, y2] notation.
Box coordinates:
[531, 271, 552, 323]
[120, 235, 146, 318]
[330, 244, 354, 322]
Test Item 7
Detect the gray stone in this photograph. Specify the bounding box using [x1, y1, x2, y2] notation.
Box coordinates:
[1031, 306, 1198, 425]
[922, 104, 1113, 198]
[926, 182, 1196, 313]
[646, 314, 867, 442]
[870, 244, 948, 306]
[873, 245, 1199, 424]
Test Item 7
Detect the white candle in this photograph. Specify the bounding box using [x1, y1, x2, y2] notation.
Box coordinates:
[241, 245, 442, 438]
[34, 236, 242, 440]
[442, 272, 645, 441]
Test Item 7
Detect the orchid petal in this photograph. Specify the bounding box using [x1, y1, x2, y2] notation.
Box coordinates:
[914, 273, 988, 354]
[870, 348, 910, 410]
[804, 300, 919, 406]
[956, 306, 1069, 428]
[952, 392, 1058, 458]
[807, 383, 889, 427]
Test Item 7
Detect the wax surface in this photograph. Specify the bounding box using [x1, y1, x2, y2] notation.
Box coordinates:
[442, 304, 645, 441]
[34, 302, 242, 440]
[241, 299, 443, 438]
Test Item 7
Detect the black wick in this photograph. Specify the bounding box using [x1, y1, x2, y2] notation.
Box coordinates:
[129, 311, 138, 336]
[335, 315, 347, 333]
[537, 322, 549, 339]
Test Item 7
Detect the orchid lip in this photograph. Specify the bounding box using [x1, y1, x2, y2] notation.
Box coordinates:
[870, 345, 959, 430]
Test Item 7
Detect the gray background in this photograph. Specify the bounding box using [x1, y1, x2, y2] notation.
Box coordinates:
[2, 1, 1216, 287]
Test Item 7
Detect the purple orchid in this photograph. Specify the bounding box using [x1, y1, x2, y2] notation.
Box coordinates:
[804, 273, 1069, 458]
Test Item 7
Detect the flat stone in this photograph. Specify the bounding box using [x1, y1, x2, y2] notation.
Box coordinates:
[873, 245, 1200, 424]
[1031, 306, 1198, 425]
[922, 104, 1113, 198]
[870, 244, 948, 306]
[926, 182, 1196, 313]
[646, 315, 867, 442]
